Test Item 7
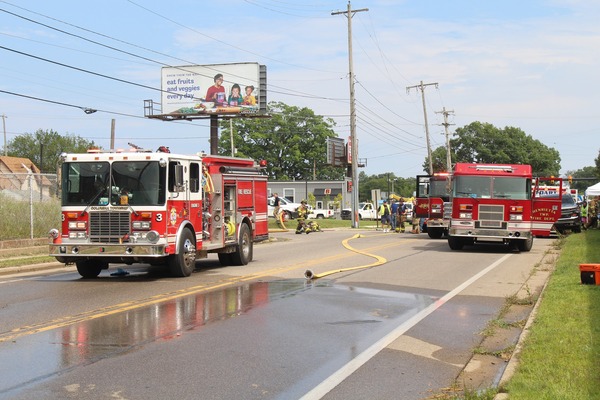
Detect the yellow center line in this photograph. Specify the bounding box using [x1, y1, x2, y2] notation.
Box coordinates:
[1, 233, 415, 343]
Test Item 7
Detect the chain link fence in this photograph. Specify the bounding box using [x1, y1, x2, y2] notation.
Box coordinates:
[0, 173, 61, 240]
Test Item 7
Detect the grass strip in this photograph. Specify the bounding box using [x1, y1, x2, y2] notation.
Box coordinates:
[503, 229, 600, 399]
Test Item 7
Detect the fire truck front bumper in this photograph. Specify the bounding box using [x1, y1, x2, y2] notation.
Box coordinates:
[426, 218, 448, 228]
[49, 242, 168, 262]
[449, 221, 533, 240]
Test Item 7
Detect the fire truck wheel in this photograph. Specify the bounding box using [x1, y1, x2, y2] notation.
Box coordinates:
[231, 224, 253, 265]
[218, 252, 233, 266]
[76, 260, 107, 279]
[427, 229, 444, 239]
[447, 236, 464, 250]
[517, 236, 533, 252]
[169, 228, 197, 277]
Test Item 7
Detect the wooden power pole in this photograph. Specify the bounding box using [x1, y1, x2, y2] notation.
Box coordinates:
[332, 1, 368, 228]
[407, 81, 438, 175]
[436, 107, 455, 172]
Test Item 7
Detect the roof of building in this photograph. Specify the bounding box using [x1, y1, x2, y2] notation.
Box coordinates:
[0, 156, 41, 174]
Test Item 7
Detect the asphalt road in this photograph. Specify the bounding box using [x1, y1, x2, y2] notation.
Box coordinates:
[0, 230, 556, 399]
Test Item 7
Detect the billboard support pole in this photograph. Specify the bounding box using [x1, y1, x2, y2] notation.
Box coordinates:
[210, 115, 219, 155]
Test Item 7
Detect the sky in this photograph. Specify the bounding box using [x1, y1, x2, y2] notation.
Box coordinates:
[1, 0, 599, 179]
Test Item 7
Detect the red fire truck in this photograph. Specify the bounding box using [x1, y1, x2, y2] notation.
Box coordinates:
[48, 148, 269, 278]
[415, 172, 452, 239]
[446, 163, 561, 251]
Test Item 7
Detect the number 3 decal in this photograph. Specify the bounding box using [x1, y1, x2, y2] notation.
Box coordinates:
[156, 213, 163, 222]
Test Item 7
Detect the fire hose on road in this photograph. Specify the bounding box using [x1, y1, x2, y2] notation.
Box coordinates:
[304, 233, 387, 280]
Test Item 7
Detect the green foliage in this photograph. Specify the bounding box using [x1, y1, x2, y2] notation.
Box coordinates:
[357, 171, 416, 201]
[427, 122, 561, 176]
[218, 101, 345, 181]
[7, 129, 97, 173]
[595, 149, 600, 178]
[566, 166, 598, 192]
[429, 146, 451, 173]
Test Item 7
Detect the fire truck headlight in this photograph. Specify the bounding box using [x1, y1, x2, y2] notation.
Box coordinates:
[132, 221, 151, 230]
[146, 230, 160, 244]
[48, 228, 60, 239]
[69, 232, 87, 239]
[459, 212, 472, 219]
[68, 221, 87, 230]
[510, 214, 523, 221]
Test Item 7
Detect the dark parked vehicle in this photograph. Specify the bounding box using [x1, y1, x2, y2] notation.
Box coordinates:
[554, 195, 582, 233]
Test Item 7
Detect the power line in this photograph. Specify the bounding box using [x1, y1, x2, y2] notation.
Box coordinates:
[0, 4, 344, 102]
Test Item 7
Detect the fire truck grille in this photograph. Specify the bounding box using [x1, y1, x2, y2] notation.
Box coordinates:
[89, 211, 131, 243]
[477, 204, 505, 229]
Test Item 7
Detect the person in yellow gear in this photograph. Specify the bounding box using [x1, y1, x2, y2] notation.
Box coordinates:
[411, 200, 420, 234]
[295, 200, 309, 234]
[379, 200, 392, 232]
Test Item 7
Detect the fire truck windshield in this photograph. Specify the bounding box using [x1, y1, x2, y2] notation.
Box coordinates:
[61, 161, 166, 206]
[429, 179, 451, 198]
[453, 176, 530, 200]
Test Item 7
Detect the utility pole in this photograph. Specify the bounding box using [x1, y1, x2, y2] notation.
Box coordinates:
[110, 119, 116, 150]
[332, 1, 368, 229]
[436, 107, 454, 172]
[407, 81, 438, 175]
[2, 114, 7, 156]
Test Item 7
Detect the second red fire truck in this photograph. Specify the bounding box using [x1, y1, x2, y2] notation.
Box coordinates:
[446, 163, 562, 251]
[49, 148, 269, 278]
[415, 172, 452, 239]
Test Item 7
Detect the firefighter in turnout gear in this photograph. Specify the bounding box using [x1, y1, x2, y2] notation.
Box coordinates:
[379, 200, 392, 232]
[295, 201, 310, 234]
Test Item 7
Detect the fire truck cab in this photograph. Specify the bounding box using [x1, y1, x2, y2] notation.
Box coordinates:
[415, 173, 452, 239]
[49, 149, 269, 278]
[446, 163, 561, 251]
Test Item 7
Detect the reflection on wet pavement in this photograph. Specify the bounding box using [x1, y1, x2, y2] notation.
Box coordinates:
[0, 280, 436, 398]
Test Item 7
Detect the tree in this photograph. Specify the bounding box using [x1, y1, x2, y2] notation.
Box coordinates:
[7, 129, 97, 173]
[595, 149, 600, 178]
[218, 101, 345, 181]
[566, 166, 598, 192]
[426, 122, 561, 176]
[357, 172, 415, 201]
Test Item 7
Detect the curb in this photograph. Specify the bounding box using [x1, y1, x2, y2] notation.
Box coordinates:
[0, 262, 70, 276]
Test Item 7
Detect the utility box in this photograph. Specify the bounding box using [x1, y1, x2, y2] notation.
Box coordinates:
[579, 264, 600, 285]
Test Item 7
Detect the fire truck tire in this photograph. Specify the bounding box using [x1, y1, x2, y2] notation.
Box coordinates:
[447, 236, 464, 250]
[517, 236, 533, 252]
[231, 224, 252, 265]
[76, 260, 107, 278]
[427, 228, 444, 239]
[218, 252, 233, 266]
[169, 228, 197, 277]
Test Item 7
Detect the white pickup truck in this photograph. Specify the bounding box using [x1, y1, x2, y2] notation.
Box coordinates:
[307, 207, 335, 219]
[340, 202, 377, 220]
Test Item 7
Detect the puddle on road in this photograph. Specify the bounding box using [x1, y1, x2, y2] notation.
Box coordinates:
[0, 280, 436, 396]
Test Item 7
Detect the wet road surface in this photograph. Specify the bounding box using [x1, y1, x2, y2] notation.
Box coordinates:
[1, 279, 438, 399]
[0, 230, 556, 399]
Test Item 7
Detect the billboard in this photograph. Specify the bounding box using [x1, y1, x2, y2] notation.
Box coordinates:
[161, 63, 264, 116]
